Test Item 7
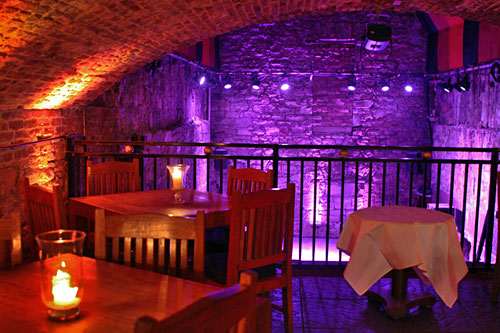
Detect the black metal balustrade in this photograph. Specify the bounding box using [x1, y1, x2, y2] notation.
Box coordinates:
[66, 138, 499, 270]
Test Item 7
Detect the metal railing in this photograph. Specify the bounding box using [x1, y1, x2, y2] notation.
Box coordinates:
[66, 138, 499, 269]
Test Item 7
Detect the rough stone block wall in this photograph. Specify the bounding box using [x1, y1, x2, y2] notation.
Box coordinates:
[82, 54, 211, 191]
[432, 69, 500, 261]
[211, 12, 432, 237]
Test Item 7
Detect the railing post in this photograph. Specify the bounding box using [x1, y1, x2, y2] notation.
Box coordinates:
[272, 144, 279, 187]
[486, 149, 499, 267]
[66, 136, 76, 198]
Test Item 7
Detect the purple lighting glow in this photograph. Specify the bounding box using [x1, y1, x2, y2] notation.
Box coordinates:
[198, 76, 206, 86]
[405, 84, 413, 92]
[281, 83, 290, 91]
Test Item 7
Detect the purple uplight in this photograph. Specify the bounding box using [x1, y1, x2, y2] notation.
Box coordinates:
[405, 84, 413, 92]
[198, 76, 206, 86]
[224, 83, 232, 89]
[280, 83, 290, 91]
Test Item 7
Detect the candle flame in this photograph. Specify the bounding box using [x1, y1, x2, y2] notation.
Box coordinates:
[52, 267, 78, 306]
[172, 167, 182, 178]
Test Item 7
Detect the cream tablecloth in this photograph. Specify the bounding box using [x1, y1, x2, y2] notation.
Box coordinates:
[337, 205, 468, 308]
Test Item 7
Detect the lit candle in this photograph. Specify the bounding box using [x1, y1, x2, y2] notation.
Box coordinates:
[51, 262, 80, 308]
[171, 167, 183, 190]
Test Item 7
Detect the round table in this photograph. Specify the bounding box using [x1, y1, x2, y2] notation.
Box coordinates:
[337, 205, 468, 318]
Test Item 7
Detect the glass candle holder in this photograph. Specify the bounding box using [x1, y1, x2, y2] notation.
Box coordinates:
[35, 230, 86, 321]
[167, 164, 190, 203]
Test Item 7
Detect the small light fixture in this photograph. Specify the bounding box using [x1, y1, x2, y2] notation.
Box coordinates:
[222, 76, 232, 89]
[251, 74, 260, 90]
[490, 62, 500, 86]
[443, 79, 454, 93]
[347, 77, 356, 91]
[380, 79, 390, 92]
[280, 76, 290, 91]
[455, 74, 470, 92]
[404, 84, 413, 93]
[197, 72, 206, 86]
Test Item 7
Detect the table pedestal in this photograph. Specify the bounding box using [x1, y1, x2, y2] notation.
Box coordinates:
[364, 268, 436, 319]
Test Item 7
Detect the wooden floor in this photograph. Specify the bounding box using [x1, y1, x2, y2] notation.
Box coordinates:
[270, 270, 500, 332]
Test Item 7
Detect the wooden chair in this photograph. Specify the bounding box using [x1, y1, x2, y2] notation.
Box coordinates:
[135, 271, 258, 333]
[0, 211, 22, 269]
[209, 183, 295, 332]
[87, 159, 140, 196]
[227, 166, 274, 195]
[94, 209, 205, 279]
[492, 172, 500, 302]
[23, 178, 66, 256]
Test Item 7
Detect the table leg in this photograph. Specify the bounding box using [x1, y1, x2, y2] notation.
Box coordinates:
[364, 268, 436, 319]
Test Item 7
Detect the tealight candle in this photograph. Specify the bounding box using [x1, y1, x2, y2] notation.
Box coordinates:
[51, 262, 80, 308]
[36, 230, 86, 320]
[171, 167, 183, 190]
[166, 164, 190, 203]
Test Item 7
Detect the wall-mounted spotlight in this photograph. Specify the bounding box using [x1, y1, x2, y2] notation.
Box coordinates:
[442, 78, 454, 93]
[222, 76, 232, 89]
[491, 63, 500, 86]
[455, 74, 470, 92]
[197, 72, 207, 86]
[251, 75, 260, 90]
[280, 76, 290, 91]
[380, 79, 390, 92]
[347, 77, 356, 91]
[404, 84, 413, 93]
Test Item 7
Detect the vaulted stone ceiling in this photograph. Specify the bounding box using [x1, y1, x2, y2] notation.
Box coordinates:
[1, 0, 499, 110]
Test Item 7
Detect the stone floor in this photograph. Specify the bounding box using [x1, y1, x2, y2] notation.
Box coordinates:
[270, 270, 500, 332]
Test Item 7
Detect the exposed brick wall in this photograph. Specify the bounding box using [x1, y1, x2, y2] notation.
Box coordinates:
[0, 108, 83, 259]
[0, 109, 82, 214]
[1, 1, 499, 111]
[211, 12, 432, 237]
[431, 68, 500, 261]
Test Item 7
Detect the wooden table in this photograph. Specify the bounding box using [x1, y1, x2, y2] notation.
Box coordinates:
[0, 257, 270, 332]
[337, 205, 468, 318]
[68, 189, 231, 230]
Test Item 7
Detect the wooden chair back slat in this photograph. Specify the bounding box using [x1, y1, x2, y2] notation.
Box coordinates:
[0, 211, 22, 269]
[136, 239, 143, 265]
[158, 239, 165, 267]
[227, 166, 274, 196]
[23, 178, 66, 256]
[95, 210, 205, 279]
[124, 237, 132, 264]
[146, 238, 154, 266]
[224, 183, 295, 332]
[87, 159, 140, 196]
[232, 190, 291, 267]
[135, 271, 259, 333]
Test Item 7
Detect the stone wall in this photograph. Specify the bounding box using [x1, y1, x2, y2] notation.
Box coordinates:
[82, 54, 211, 191]
[211, 12, 432, 237]
[432, 68, 500, 261]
